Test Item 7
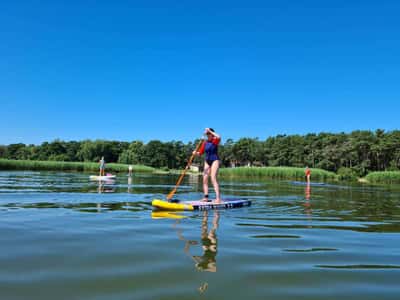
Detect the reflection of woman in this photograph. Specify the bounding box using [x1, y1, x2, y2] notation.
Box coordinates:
[192, 210, 219, 272]
[171, 211, 220, 294]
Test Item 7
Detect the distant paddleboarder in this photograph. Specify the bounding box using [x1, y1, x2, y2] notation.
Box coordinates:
[193, 128, 221, 203]
[99, 156, 105, 176]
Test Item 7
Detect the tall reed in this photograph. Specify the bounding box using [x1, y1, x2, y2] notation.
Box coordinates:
[219, 166, 337, 181]
[365, 171, 400, 184]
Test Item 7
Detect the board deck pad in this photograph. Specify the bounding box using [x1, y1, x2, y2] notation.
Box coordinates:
[152, 198, 251, 211]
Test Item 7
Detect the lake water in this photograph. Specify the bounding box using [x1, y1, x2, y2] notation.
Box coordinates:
[0, 171, 399, 300]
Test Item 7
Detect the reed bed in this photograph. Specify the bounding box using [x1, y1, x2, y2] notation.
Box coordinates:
[219, 166, 337, 181]
[0, 159, 155, 173]
[365, 171, 400, 184]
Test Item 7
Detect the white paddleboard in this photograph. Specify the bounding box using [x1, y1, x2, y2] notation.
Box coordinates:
[89, 175, 116, 181]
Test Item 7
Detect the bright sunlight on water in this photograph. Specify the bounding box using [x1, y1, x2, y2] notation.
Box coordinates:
[0, 171, 400, 300]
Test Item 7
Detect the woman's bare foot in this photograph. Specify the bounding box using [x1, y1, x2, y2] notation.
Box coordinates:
[201, 195, 210, 202]
[214, 198, 222, 203]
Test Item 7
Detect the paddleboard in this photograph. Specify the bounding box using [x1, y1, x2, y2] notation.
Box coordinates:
[89, 175, 116, 181]
[152, 198, 251, 211]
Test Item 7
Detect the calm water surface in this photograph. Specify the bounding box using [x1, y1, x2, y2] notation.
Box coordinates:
[0, 171, 400, 300]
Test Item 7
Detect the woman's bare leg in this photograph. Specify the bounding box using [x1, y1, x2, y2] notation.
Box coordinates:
[202, 162, 211, 201]
[210, 160, 221, 202]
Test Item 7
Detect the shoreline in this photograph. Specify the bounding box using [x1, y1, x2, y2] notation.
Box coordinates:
[0, 159, 155, 174]
[1, 159, 399, 184]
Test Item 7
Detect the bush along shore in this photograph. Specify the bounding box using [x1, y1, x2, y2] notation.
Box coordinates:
[0, 159, 155, 173]
[365, 171, 400, 184]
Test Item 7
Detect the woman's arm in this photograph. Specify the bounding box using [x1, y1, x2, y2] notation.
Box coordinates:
[193, 140, 206, 156]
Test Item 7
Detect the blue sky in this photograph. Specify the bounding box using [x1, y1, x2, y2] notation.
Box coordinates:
[1, 0, 399, 144]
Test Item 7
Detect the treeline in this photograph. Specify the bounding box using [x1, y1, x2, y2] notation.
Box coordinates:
[0, 140, 194, 171]
[1, 129, 399, 176]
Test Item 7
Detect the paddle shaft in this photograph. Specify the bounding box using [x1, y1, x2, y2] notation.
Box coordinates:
[166, 138, 204, 200]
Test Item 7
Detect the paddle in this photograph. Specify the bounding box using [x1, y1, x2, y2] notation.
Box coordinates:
[166, 137, 204, 201]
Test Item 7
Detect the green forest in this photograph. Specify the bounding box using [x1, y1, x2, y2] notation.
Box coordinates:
[1, 129, 399, 178]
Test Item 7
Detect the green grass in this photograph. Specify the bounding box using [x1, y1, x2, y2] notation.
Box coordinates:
[219, 166, 338, 181]
[365, 171, 400, 184]
[0, 159, 155, 173]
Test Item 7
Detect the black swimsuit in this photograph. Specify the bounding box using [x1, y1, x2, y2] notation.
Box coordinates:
[205, 140, 219, 166]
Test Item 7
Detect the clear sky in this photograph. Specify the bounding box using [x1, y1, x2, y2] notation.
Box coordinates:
[1, 0, 399, 144]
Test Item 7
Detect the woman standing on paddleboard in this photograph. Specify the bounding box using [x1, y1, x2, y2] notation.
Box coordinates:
[194, 128, 221, 203]
[99, 156, 105, 176]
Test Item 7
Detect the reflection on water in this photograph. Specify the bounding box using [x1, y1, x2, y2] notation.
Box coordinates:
[0, 171, 194, 195]
[171, 210, 220, 294]
[304, 183, 312, 227]
[1, 171, 400, 300]
[305, 183, 311, 201]
[316, 264, 400, 269]
[172, 211, 219, 272]
[128, 176, 132, 193]
[193, 210, 219, 273]
[97, 179, 116, 194]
